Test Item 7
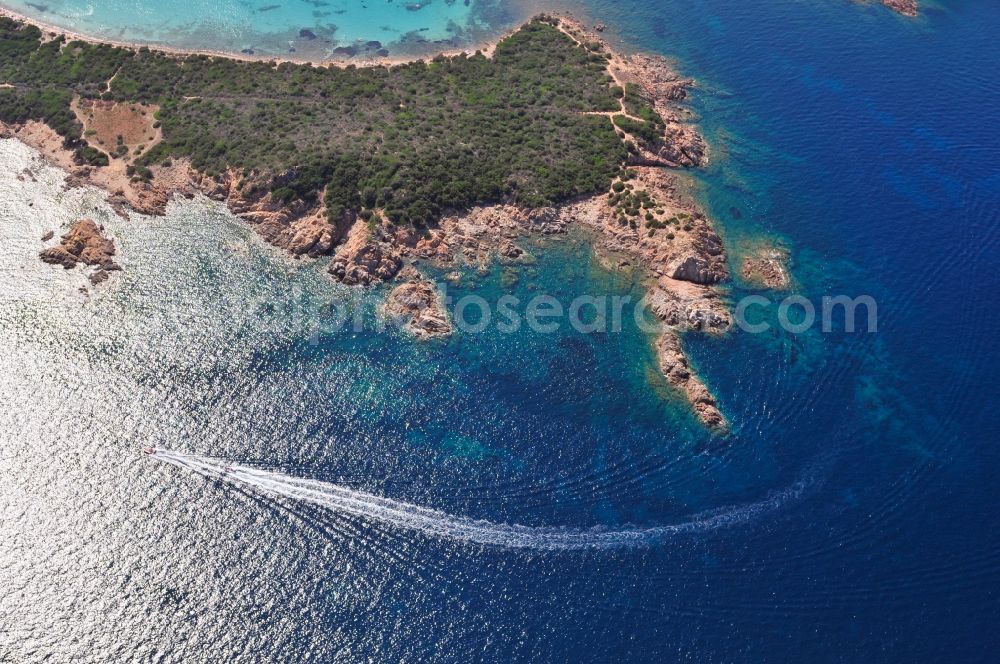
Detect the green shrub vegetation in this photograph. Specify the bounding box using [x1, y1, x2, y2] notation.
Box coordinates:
[0, 16, 647, 226]
[611, 84, 666, 148]
[612, 114, 664, 147]
[622, 83, 663, 125]
[610, 184, 659, 225]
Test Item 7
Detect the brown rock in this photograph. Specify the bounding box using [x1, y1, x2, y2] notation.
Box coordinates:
[657, 332, 727, 431]
[741, 245, 790, 290]
[648, 284, 731, 332]
[329, 220, 404, 286]
[39, 245, 78, 269]
[384, 270, 452, 338]
[657, 123, 708, 168]
[669, 254, 724, 284]
[498, 239, 524, 260]
[231, 179, 345, 258]
[38, 219, 117, 274]
[883, 0, 918, 17]
[552, 165, 734, 431]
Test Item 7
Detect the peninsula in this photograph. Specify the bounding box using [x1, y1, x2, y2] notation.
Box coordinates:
[0, 13, 764, 431]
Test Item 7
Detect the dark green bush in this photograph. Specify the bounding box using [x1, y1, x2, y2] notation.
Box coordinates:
[0, 16, 642, 226]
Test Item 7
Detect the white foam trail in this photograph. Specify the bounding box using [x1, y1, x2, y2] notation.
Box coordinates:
[151, 450, 817, 551]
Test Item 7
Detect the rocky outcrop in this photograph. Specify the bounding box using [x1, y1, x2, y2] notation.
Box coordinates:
[557, 165, 731, 429]
[328, 220, 404, 286]
[563, 168, 727, 283]
[39, 218, 121, 284]
[227, 178, 345, 257]
[4, 117, 344, 261]
[657, 123, 708, 168]
[384, 267, 452, 339]
[615, 53, 695, 104]
[741, 245, 791, 290]
[647, 281, 730, 332]
[657, 333, 727, 431]
[326, 205, 548, 287]
[609, 52, 708, 168]
[326, 164, 734, 428]
[883, 0, 918, 17]
[669, 253, 723, 284]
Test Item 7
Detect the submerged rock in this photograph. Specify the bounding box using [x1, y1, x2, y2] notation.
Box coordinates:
[883, 0, 918, 17]
[741, 244, 791, 290]
[497, 239, 524, 260]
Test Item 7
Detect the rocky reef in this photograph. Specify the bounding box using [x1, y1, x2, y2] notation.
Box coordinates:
[383, 267, 452, 339]
[883, 0, 918, 17]
[560, 166, 731, 431]
[39, 218, 121, 284]
[313, 165, 761, 438]
[741, 244, 791, 290]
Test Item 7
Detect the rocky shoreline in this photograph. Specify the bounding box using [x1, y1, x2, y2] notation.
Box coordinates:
[4, 14, 786, 432]
[313, 20, 734, 430]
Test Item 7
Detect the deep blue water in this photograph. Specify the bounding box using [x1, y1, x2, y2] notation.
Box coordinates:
[2, 0, 999, 661]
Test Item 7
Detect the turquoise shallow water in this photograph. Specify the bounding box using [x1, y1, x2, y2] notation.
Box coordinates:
[0, 0, 529, 57]
[2, 0, 1000, 661]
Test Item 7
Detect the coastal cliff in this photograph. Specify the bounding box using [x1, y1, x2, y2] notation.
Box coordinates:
[1, 14, 743, 431]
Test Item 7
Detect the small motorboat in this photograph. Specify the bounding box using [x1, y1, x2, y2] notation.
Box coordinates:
[142, 446, 156, 455]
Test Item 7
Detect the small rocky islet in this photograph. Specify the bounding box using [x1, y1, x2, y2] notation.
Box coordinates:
[38, 218, 121, 285]
[883, 0, 919, 17]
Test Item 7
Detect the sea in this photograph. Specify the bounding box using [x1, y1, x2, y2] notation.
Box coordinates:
[1, 0, 998, 661]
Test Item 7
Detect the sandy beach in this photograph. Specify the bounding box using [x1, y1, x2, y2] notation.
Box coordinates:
[0, 4, 520, 69]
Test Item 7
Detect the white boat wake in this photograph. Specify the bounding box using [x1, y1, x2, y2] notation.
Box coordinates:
[151, 449, 819, 551]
